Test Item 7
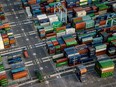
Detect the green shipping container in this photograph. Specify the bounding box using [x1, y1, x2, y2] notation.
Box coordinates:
[107, 36, 116, 42]
[95, 67, 113, 78]
[52, 21, 62, 30]
[66, 41, 77, 47]
[98, 59, 114, 68]
[56, 61, 68, 67]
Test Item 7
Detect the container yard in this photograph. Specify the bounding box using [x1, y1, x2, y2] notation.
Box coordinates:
[0, 0, 116, 87]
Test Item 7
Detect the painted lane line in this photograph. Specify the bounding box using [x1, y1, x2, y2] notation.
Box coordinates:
[25, 63, 34, 67]
[25, 61, 33, 65]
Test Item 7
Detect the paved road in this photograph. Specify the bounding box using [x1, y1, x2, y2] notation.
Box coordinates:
[1, 0, 57, 86]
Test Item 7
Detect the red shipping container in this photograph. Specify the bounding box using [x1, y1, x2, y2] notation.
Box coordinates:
[56, 58, 68, 63]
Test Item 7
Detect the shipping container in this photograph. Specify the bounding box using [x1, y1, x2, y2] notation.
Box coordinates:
[12, 70, 28, 80]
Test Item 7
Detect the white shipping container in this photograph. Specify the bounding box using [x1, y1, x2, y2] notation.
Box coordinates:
[52, 53, 64, 59]
[76, 10, 86, 17]
[66, 28, 75, 34]
[113, 3, 116, 11]
[57, 31, 66, 37]
[40, 22, 50, 27]
[48, 14, 59, 24]
[112, 33, 116, 36]
[80, 0, 87, 2]
[0, 34, 4, 50]
[68, 53, 80, 57]
[8, 32, 13, 36]
[96, 48, 106, 52]
[37, 14, 47, 20]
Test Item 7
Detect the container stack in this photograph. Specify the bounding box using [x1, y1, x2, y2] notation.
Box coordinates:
[107, 34, 116, 56]
[46, 34, 77, 54]
[64, 47, 81, 66]
[11, 63, 27, 80]
[0, 5, 5, 21]
[77, 30, 96, 44]
[94, 43, 107, 56]
[46, 40, 55, 54]
[55, 57, 68, 67]
[0, 23, 16, 50]
[44, 26, 55, 39]
[7, 56, 28, 80]
[48, 14, 59, 24]
[72, 15, 94, 30]
[30, 4, 42, 17]
[75, 44, 91, 63]
[62, 34, 77, 47]
[95, 57, 115, 78]
[51, 37, 61, 54]
[0, 55, 8, 87]
[96, 3, 108, 15]
[73, 7, 86, 17]
[37, 14, 50, 26]
[37, 20, 76, 39]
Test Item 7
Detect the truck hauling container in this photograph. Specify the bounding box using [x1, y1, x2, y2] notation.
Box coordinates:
[34, 69, 44, 82]
[75, 64, 87, 82]
[23, 49, 29, 58]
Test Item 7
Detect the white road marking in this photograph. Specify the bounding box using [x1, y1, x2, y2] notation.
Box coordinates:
[25, 63, 34, 67]
[25, 61, 33, 65]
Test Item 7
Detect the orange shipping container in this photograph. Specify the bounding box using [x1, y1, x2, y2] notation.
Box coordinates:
[75, 22, 86, 30]
[65, 38, 75, 42]
[96, 50, 106, 56]
[28, 0, 36, 5]
[78, 49, 88, 54]
[3, 38, 9, 42]
[13, 70, 28, 80]
[0, 74, 7, 80]
[99, 20, 106, 25]
[4, 45, 10, 49]
[56, 26, 66, 32]
[10, 39, 16, 44]
[47, 0, 54, 3]
[52, 41, 59, 46]
[46, 32, 56, 37]
[0, 25, 4, 29]
[80, 68, 87, 75]
[110, 26, 116, 31]
[3, 24, 10, 28]
[73, 17, 82, 23]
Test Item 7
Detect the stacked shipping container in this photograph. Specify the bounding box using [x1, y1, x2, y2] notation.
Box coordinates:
[95, 56, 115, 78]
[0, 5, 5, 21]
[7, 56, 28, 80]
[0, 55, 8, 87]
[0, 23, 16, 50]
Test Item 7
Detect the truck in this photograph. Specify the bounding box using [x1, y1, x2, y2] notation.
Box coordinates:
[25, 7, 32, 18]
[23, 49, 29, 58]
[34, 69, 44, 82]
[75, 64, 87, 82]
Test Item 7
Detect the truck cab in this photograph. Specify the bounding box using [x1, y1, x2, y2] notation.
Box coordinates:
[23, 48, 29, 58]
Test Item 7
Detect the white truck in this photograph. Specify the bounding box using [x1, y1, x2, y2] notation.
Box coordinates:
[25, 7, 32, 18]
